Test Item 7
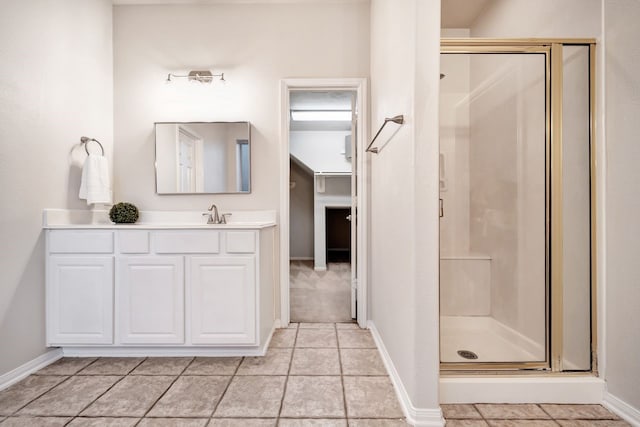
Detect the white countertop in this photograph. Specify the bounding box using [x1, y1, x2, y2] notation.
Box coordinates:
[43, 209, 277, 230]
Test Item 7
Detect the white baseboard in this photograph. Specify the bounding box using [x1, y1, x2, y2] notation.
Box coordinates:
[260, 323, 278, 355]
[368, 321, 445, 427]
[603, 391, 640, 427]
[63, 323, 278, 358]
[0, 349, 63, 392]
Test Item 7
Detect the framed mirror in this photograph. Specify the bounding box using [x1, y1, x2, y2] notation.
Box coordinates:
[155, 122, 251, 194]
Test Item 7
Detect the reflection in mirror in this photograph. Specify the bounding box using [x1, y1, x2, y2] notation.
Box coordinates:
[155, 122, 251, 194]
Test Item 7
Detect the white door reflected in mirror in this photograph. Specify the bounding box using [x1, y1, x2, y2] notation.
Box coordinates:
[155, 122, 251, 194]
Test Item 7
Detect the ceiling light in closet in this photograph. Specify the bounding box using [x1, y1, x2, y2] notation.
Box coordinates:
[290, 110, 352, 121]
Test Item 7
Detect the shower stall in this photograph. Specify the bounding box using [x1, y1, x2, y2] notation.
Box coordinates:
[439, 39, 596, 372]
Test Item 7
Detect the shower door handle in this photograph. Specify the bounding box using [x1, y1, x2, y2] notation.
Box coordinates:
[440, 198, 444, 218]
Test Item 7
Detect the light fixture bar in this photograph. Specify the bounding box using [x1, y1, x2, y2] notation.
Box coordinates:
[165, 70, 225, 84]
[290, 110, 352, 121]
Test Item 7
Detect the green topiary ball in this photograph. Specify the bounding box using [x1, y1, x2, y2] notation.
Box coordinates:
[109, 202, 139, 224]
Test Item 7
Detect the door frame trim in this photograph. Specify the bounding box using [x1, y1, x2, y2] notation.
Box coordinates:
[279, 78, 369, 327]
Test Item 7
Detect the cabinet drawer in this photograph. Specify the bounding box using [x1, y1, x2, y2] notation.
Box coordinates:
[118, 230, 149, 254]
[49, 230, 114, 253]
[153, 230, 220, 254]
[226, 231, 256, 253]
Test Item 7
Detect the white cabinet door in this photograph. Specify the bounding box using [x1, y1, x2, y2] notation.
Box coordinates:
[118, 256, 184, 344]
[48, 256, 113, 345]
[190, 256, 256, 345]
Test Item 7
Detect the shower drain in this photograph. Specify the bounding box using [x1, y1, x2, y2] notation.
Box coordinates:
[457, 350, 479, 360]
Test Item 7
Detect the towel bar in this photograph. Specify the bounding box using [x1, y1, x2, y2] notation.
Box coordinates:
[80, 136, 105, 156]
[366, 115, 404, 154]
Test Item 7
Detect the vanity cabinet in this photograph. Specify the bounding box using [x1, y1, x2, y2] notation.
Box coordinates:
[190, 256, 256, 345]
[118, 256, 185, 344]
[46, 230, 115, 345]
[47, 256, 114, 345]
[44, 223, 276, 354]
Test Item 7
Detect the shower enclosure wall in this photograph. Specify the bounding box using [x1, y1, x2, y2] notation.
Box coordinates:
[439, 40, 596, 372]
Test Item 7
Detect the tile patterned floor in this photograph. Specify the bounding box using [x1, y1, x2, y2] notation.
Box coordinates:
[0, 323, 407, 426]
[0, 323, 628, 427]
[442, 403, 630, 426]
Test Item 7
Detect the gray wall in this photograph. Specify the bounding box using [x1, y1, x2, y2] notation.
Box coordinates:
[370, 0, 441, 412]
[289, 161, 314, 259]
[0, 0, 113, 375]
[604, 0, 640, 411]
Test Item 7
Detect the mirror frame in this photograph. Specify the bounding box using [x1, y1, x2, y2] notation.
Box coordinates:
[154, 121, 252, 195]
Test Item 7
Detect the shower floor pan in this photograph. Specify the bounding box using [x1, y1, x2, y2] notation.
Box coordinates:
[440, 315, 545, 363]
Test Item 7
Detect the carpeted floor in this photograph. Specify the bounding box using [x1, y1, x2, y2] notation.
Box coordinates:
[290, 261, 353, 323]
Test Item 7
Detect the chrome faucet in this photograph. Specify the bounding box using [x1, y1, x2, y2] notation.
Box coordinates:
[203, 204, 221, 224]
[202, 204, 231, 224]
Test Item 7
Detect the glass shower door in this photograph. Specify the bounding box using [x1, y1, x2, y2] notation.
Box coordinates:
[439, 51, 549, 366]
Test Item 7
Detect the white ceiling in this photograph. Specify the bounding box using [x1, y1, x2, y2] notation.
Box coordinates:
[113, 0, 367, 5]
[114, 0, 489, 29]
[290, 91, 354, 111]
[441, 0, 492, 28]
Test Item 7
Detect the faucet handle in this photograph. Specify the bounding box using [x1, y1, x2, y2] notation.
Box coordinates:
[221, 213, 232, 224]
[202, 212, 213, 224]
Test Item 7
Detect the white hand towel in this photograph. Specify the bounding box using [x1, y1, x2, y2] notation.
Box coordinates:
[79, 154, 112, 205]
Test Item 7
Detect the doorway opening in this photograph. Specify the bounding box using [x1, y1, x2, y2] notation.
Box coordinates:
[326, 207, 352, 263]
[288, 90, 356, 323]
[279, 78, 368, 328]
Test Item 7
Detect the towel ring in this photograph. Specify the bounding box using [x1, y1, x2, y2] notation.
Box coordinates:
[80, 136, 105, 156]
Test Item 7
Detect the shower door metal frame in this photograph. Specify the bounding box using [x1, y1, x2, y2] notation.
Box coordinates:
[439, 39, 597, 373]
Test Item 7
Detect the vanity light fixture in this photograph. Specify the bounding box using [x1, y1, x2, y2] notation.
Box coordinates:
[290, 110, 352, 121]
[165, 70, 225, 84]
